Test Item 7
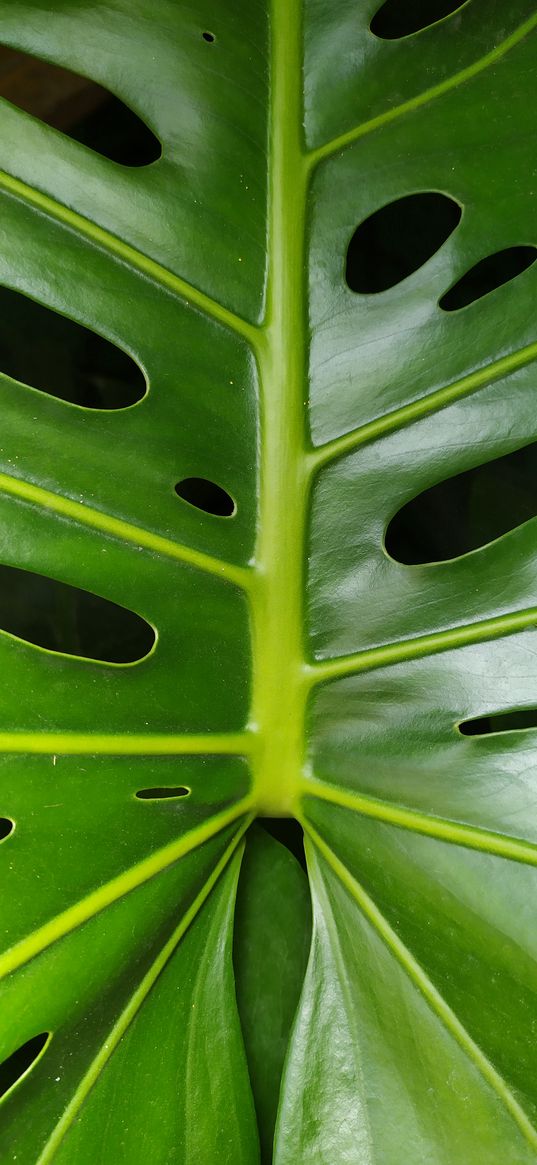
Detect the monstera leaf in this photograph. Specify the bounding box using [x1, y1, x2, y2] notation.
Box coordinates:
[1, 1, 537, 1161]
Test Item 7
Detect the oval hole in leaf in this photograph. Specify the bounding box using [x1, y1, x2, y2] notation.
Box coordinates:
[370, 0, 466, 39]
[135, 787, 190, 800]
[0, 285, 145, 409]
[346, 193, 461, 293]
[439, 246, 537, 311]
[0, 45, 160, 165]
[175, 477, 236, 517]
[202, 31, 215, 43]
[0, 565, 154, 663]
[0, 818, 13, 841]
[386, 442, 537, 564]
[459, 709, 537, 736]
[0, 1032, 50, 1099]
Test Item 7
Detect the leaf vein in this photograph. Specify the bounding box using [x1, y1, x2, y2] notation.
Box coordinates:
[307, 12, 537, 168]
[303, 823, 537, 1152]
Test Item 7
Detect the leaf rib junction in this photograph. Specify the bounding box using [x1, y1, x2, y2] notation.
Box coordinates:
[0, 470, 251, 590]
[0, 799, 254, 984]
[301, 777, 537, 868]
[35, 840, 245, 1165]
[303, 826, 537, 1152]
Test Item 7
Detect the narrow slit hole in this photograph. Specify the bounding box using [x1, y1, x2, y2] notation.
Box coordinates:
[0, 45, 160, 165]
[0, 1032, 50, 1100]
[459, 709, 537, 736]
[439, 246, 537, 312]
[0, 564, 154, 663]
[385, 442, 537, 564]
[174, 477, 236, 517]
[135, 787, 190, 800]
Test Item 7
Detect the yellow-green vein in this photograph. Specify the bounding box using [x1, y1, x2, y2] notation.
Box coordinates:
[0, 170, 260, 349]
[0, 798, 255, 983]
[307, 11, 537, 169]
[250, 0, 310, 815]
[303, 827, 537, 1151]
[0, 732, 253, 755]
[309, 606, 537, 684]
[35, 840, 245, 1165]
[0, 470, 251, 590]
[309, 339, 537, 473]
[301, 776, 537, 867]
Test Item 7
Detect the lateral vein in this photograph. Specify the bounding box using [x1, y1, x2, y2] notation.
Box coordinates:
[309, 606, 537, 684]
[0, 798, 255, 982]
[0, 732, 253, 755]
[309, 340, 537, 472]
[307, 12, 537, 168]
[0, 470, 251, 590]
[35, 837, 247, 1165]
[303, 826, 537, 1151]
[0, 169, 259, 347]
[301, 776, 537, 867]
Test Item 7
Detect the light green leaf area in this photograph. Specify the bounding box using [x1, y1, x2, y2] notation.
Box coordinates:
[0, 0, 536, 1161]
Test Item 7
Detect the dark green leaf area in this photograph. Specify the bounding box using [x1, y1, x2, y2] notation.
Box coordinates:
[346, 192, 461, 293]
[0, 284, 145, 408]
[0, 564, 154, 662]
[234, 827, 312, 1163]
[370, 0, 466, 40]
[386, 441, 537, 564]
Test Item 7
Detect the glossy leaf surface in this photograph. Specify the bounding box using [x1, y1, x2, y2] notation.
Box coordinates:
[0, 1, 537, 1162]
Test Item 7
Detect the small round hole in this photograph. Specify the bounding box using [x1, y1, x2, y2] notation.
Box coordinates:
[135, 787, 190, 800]
[202, 31, 215, 42]
[174, 477, 236, 517]
[0, 818, 13, 842]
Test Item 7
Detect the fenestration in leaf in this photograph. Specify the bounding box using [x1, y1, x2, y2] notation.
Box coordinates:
[0, 2, 536, 1163]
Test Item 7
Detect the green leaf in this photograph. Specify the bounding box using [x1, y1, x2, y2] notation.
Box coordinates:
[233, 826, 311, 1160]
[1, 1, 537, 1161]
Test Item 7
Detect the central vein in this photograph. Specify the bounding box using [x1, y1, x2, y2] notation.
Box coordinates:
[250, 0, 309, 816]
